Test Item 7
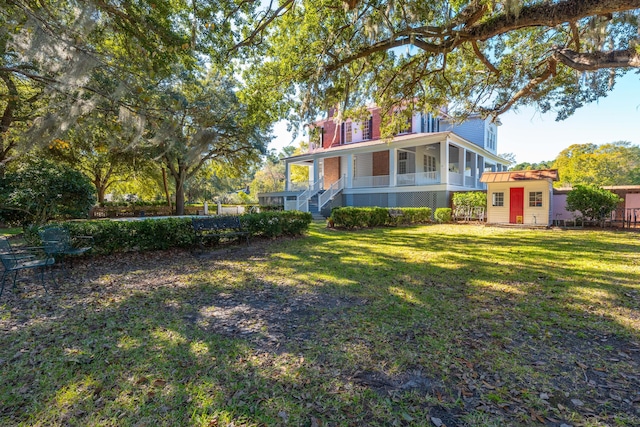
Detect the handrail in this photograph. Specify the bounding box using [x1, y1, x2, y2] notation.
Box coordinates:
[296, 178, 323, 211]
[318, 176, 344, 209]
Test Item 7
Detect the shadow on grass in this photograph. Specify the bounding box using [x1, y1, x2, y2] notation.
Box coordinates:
[1, 225, 639, 426]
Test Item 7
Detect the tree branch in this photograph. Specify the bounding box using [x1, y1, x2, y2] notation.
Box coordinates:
[471, 41, 500, 75]
[323, 0, 640, 73]
[552, 47, 640, 71]
[491, 59, 557, 117]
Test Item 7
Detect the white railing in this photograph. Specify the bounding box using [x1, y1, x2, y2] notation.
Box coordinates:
[397, 172, 440, 186]
[449, 172, 464, 186]
[318, 176, 345, 209]
[287, 181, 313, 191]
[284, 200, 298, 211]
[353, 175, 390, 188]
[296, 178, 323, 211]
[464, 176, 477, 187]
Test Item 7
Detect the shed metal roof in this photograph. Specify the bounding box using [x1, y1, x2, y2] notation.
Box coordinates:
[480, 169, 559, 183]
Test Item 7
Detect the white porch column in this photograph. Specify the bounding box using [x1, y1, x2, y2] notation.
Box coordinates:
[346, 154, 353, 189]
[440, 140, 448, 184]
[461, 148, 467, 185]
[471, 152, 478, 187]
[389, 148, 397, 187]
[284, 161, 291, 191]
[312, 158, 319, 184]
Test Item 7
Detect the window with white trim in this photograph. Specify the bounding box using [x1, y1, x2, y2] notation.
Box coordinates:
[362, 118, 371, 140]
[529, 191, 543, 207]
[398, 151, 408, 174]
[486, 126, 496, 151]
[492, 192, 504, 207]
[423, 154, 437, 172]
[345, 122, 352, 143]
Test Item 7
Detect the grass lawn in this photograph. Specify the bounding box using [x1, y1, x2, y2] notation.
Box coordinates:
[1, 223, 639, 426]
[0, 227, 22, 237]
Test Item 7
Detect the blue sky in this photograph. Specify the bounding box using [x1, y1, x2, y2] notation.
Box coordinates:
[269, 73, 640, 164]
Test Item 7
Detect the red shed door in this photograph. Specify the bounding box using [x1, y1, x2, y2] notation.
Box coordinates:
[509, 187, 524, 223]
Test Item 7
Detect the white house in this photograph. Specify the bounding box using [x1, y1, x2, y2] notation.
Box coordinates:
[258, 107, 510, 217]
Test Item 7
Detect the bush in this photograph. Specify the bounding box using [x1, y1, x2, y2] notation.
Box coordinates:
[434, 208, 452, 223]
[0, 159, 96, 226]
[330, 207, 432, 228]
[452, 191, 486, 209]
[566, 185, 622, 223]
[40, 211, 313, 254]
[241, 211, 312, 238]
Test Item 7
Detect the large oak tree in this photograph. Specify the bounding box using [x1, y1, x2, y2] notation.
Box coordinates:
[240, 0, 640, 129]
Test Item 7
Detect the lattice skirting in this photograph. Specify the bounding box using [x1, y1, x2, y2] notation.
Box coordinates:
[344, 191, 448, 211]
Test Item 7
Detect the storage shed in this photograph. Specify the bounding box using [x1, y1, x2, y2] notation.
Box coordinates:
[480, 169, 559, 226]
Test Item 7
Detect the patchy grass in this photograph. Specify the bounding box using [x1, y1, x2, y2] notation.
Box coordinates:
[0, 227, 22, 237]
[1, 223, 639, 426]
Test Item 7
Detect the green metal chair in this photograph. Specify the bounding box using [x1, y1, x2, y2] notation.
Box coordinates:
[0, 236, 56, 298]
[38, 227, 92, 270]
[38, 227, 93, 257]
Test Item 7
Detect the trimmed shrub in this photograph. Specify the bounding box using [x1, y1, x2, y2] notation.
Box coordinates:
[434, 208, 452, 223]
[241, 211, 312, 238]
[330, 207, 432, 228]
[40, 211, 312, 254]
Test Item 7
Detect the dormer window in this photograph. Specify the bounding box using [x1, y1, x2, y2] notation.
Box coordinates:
[345, 122, 352, 143]
[362, 118, 372, 140]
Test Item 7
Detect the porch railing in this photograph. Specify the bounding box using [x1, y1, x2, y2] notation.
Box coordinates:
[449, 172, 464, 186]
[296, 178, 323, 212]
[287, 181, 313, 191]
[318, 176, 345, 209]
[397, 171, 440, 186]
[353, 175, 390, 188]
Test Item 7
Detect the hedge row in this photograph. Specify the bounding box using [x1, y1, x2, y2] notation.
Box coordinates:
[330, 207, 432, 228]
[34, 211, 312, 255]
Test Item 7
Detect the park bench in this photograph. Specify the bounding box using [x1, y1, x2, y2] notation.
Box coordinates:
[192, 216, 250, 249]
[1, 236, 55, 298]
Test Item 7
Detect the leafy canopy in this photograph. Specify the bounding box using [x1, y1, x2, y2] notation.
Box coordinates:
[241, 0, 640, 129]
[553, 142, 640, 187]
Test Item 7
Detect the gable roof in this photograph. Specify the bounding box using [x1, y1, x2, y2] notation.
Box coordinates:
[480, 169, 559, 183]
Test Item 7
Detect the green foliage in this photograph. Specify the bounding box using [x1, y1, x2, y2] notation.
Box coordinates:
[553, 142, 640, 187]
[241, 211, 312, 238]
[452, 192, 487, 209]
[243, 1, 640, 128]
[46, 211, 312, 254]
[511, 160, 553, 171]
[330, 207, 432, 229]
[0, 159, 96, 226]
[434, 208, 452, 223]
[566, 185, 623, 222]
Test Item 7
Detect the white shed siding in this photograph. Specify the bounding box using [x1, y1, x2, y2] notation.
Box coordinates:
[486, 180, 554, 225]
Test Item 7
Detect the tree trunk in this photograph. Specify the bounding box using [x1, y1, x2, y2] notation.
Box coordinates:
[174, 164, 187, 215]
[162, 167, 172, 210]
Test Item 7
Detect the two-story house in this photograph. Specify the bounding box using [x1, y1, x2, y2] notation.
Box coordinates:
[258, 106, 510, 217]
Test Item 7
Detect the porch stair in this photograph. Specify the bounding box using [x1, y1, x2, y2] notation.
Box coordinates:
[308, 192, 326, 220]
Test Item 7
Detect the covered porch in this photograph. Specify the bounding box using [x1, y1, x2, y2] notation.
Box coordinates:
[284, 136, 507, 193]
